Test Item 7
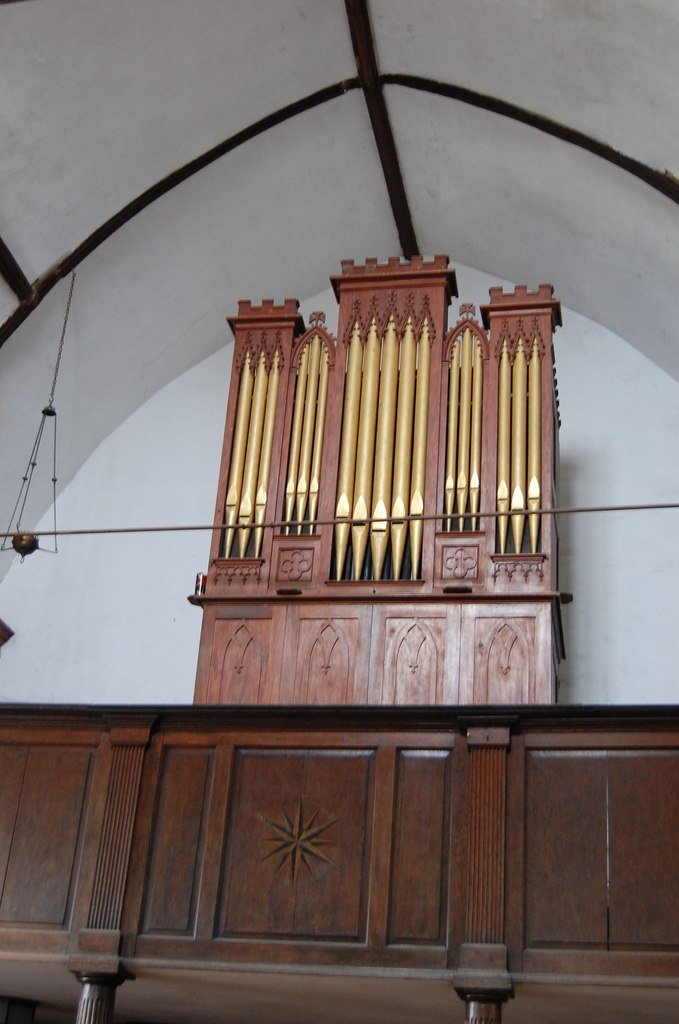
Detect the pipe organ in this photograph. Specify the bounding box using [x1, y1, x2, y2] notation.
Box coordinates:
[194, 257, 564, 706]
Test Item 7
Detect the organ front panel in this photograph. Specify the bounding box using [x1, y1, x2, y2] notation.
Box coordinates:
[193, 257, 563, 706]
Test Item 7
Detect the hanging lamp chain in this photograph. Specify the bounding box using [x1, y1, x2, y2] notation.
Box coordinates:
[46, 270, 76, 409]
[2, 270, 76, 556]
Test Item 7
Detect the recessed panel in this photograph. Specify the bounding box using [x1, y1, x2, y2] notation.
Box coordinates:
[389, 749, 450, 945]
[220, 749, 373, 941]
[525, 751, 607, 948]
[142, 748, 212, 935]
[0, 747, 91, 926]
[609, 753, 679, 947]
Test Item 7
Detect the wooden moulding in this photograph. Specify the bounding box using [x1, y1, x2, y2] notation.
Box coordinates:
[1, 707, 679, 985]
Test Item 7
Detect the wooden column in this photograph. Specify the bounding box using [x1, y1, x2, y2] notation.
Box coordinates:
[462, 998, 506, 1024]
[455, 724, 512, 1021]
[73, 972, 128, 1024]
[69, 721, 152, 988]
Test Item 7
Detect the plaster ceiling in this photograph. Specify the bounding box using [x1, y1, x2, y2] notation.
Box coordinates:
[0, 0, 677, 548]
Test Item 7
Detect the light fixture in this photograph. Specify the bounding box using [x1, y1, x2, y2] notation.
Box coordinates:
[2, 271, 76, 560]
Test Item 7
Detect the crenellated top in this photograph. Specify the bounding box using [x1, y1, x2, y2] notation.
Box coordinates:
[332, 254, 457, 303]
[481, 284, 562, 330]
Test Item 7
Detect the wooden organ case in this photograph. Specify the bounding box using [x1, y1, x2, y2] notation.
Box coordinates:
[194, 256, 564, 706]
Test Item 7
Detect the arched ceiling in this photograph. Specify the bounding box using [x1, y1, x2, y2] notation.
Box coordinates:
[0, 0, 677, 551]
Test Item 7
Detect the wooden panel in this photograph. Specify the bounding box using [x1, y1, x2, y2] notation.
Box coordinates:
[0, 747, 91, 926]
[207, 617, 271, 703]
[389, 750, 450, 944]
[472, 615, 535, 703]
[381, 614, 446, 704]
[142, 748, 212, 934]
[291, 614, 364, 704]
[0, 747, 28, 895]
[608, 753, 679, 947]
[524, 752, 607, 947]
[219, 749, 373, 940]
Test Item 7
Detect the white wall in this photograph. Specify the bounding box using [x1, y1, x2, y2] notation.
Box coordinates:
[1, 273, 677, 705]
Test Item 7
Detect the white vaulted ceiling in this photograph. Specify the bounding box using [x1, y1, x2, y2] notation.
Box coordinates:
[0, 0, 677, 554]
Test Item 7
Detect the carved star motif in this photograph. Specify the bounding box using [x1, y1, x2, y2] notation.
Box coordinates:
[261, 801, 336, 882]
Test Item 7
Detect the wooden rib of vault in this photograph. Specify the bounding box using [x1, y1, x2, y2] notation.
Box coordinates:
[194, 256, 564, 707]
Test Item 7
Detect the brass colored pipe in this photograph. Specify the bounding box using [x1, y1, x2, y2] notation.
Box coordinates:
[223, 352, 254, 557]
[371, 316, 399, 580]
[253, 350, 280, 557]
[528, 340, 542, 554]
[444, 338, 460, 531]
[391, 317, 416, 578]
[409, 318, 431, 579]
[457, 327, 473, 530]
[334, 322, 363, 579]
[295, 333, 322, 532]
[511, 340, 528, 554]
[469, 337, 483, 531]
[308, 342, 329, 530]
[497, 341, 511, 555]
[238, 351, 269, 556]
[283, 343, 309, 532]
[352, 318, 381, 579]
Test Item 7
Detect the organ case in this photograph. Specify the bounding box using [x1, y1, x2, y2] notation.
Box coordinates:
[193, 257, 563, 706]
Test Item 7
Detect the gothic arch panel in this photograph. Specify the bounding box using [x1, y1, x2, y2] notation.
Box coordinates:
[208, 619, 270, 703]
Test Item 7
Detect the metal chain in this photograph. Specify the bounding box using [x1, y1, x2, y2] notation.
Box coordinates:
[47, 270, 76, 407]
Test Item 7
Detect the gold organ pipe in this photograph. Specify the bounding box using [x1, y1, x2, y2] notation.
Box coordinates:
[511, 340, 528, 554]
[371, 316, 399, 580]
[253, 350, 280, 558]
[295, 333, 322, 533]
[528, 340, 542, 554]
[469, 338, 483, 531]
[352, 318, 381, 579]
[238, 351, 269, 556]
[283, 343, 309, 532]
[223, 352, 254, 557]
[308, 343, 329, 530]
[409, 318, 431, 579]
[444, 339, 460, 532]
[497, 341, 511, 555]
[334, 322, 363, 579]
[457, 327, 473, 530]
[391, 317, 416, 578]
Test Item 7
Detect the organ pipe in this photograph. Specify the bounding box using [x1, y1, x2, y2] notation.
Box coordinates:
[334, 323, 363, 579]
[371, 317, 399, 580]
[308, 343, 329, 529]
[409, 318, 431, 579]
[223, 352, 254, 558]
[510, 340, 527, 554]
[457, 327, 473, 530]
[238, 350, 269, 556]
[295, 333, 322, 532]
[283, 344, 309, 533]
[528, 340, 542, 554]
[391, 317, 417, 578]
[444, 339, 460, 532]
[469, 338, 483, 531]
[253, 350, 280, 557]
[497, 341, 511, 555]
[352, 319, 381, 579]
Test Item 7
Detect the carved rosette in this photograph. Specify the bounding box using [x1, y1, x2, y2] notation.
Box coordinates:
[276, 547, 314, 582]
[442, 544, 479, 580]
